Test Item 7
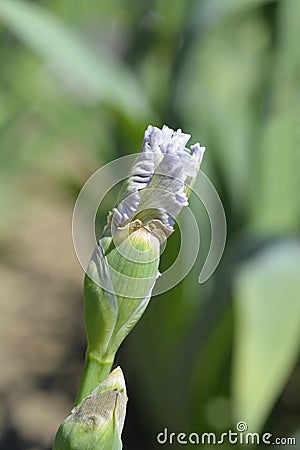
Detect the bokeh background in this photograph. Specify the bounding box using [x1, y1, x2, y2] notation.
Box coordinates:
[0, 0, 299, 449]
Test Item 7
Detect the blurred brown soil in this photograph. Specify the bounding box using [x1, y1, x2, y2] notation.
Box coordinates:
[0, 190, 86, 450]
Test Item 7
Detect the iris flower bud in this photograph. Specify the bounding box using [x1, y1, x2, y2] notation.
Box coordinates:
[53, 367, 127, 450]
[75, 125, 205, 403]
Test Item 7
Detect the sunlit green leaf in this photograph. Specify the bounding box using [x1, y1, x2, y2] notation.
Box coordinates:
[250, 112, 299, 233]
[249, 0, 300, 233]
[232, 241, 300, 431]
[0, 0, 152, 121]
[177, 12, 270, 213]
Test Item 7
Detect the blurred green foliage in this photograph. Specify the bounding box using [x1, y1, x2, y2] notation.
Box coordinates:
[0, 0, 299, 449]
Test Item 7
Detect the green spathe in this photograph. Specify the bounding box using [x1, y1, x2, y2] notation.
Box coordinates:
[76, 223, 160, 404]
[53, 367, 127, 450]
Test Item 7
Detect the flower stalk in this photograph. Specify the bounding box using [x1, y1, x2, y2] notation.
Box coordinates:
[53, 124, 205, 449]
[75, 125, 205, 403]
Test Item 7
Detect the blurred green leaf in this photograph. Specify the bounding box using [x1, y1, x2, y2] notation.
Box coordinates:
[189, 0, 272, 32]
[0, 0, 153, 122]
[249, 0, 300, 233]
[177, 11, 270, 213]
[188, 306, 233, 430]
[232, 241, 300, 431]
[250, 112, 299, 233]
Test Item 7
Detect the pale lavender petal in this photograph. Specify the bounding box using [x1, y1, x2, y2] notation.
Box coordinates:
[116, 191, 140, 225]
[191, 143, 206, 167]
[105, 124, 205, 232]
[120, 151, 154, 199]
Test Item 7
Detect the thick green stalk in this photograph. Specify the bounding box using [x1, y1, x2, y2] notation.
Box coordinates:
[75, 354, 113, 405]
[75, 227, 160, 405]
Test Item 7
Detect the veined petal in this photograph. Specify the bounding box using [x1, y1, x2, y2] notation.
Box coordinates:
[120, 150, 154, 199]
[104, 125, 205, 237]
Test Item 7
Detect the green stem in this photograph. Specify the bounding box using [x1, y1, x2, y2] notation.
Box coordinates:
[75, 352, 114, 405]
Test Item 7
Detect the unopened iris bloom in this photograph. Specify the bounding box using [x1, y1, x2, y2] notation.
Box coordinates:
[106, 124, 205, 241]
[76, 125, 205, 402]
[53, 125, 205, 450]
